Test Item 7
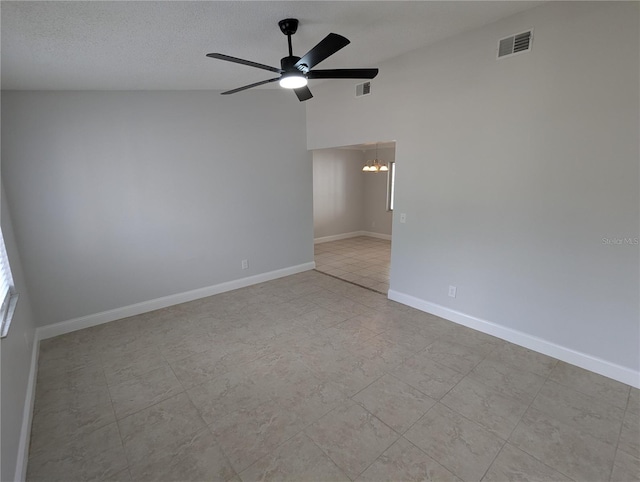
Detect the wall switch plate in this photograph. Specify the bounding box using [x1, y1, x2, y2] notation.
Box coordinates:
[448, 285, 457, 298]
[400, 213, 407, 223]
[241, 259, 248, 270]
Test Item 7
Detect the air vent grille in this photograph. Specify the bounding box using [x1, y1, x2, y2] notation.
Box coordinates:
[355, 81, 371, 97]
[498, 30, 533, 59]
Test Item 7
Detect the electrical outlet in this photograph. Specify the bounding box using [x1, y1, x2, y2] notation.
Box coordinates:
[372, 221, 376, 228]
[400, 213, 407, 223]
[241, 259, 248, 270]
[448, 285, 457, 298]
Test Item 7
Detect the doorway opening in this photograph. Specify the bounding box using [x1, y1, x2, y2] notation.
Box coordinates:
[311, 141, 396, 294]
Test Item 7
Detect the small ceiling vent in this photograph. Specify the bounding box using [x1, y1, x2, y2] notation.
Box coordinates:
[355, 81, 371, 97]
[497, 30, 533, 59]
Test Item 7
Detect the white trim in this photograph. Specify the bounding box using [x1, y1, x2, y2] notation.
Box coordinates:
[388, 289, 640, 388]
[314, 232, 364, 244]
[360, 231, 392, 241]
[314, 231, 391, 244]
[14, 332, 40, 482]
[38, 262, 315, 340]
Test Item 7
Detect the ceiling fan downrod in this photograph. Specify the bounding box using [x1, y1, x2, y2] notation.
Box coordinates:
[278, 18, 298, 58]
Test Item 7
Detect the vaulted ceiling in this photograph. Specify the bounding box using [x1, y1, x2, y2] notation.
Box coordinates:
[1, 1, 543, 91]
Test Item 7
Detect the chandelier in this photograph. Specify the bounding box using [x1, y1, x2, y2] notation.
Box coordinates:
[362, 144, 388, 172]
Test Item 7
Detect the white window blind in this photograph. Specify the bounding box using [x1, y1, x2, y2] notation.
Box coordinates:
[387, 162, 396, 211]
[0, 228, 18, 338]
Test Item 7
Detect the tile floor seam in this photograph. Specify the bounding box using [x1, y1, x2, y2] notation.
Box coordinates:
[115, 390, 196, 428]
[399, 434, 460, 479]
[226, 396, 339, 470]
[349, 433, 401, 481]
[528, 373, 625, 450]
[380, 371, 436, 408]
[205, 423, 241, 482]
[479, 437, 510, 482]
[500, 359, 580, 482]
[347, 372, 387, 400]
[480, 443, 580, 482]
[504, 359, 554, 441]
[500, 441, 578, 482]
[547, 367, 631, 410]
[313, 269, 387, 295]
[308, 400, 401, 481]
[608, 389, 633, 482]
[398, 402, 481, 481]
[302, 432, 352, 481]
[101, 365, 131, 476]
[438, 400, 510, 442]
[165, 355, 190, 395]
[393, 402, 438, 444]
[421, 359, 470, 403]
[405, 401, 512, 480]
[238, 428, 347, 482]
[300, 405, 355, 479]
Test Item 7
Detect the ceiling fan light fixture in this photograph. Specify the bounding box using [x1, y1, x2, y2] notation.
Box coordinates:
[207, 19, 378, 101]
[279, 73, 307, 89]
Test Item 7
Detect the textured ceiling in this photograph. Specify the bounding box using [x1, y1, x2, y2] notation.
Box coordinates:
[1, 1, 543, 91]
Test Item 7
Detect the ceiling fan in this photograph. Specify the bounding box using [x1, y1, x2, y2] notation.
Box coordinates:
[206, 18, 379, 102]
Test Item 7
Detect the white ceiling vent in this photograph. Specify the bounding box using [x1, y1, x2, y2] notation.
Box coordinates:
[355, 81, 371, 98]
[497, 30, 533, 59]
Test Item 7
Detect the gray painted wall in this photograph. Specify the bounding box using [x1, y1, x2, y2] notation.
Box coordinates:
[306, 2, 639, 373]
[313, 147, 393, 239]
[1, 90, 313, 326]
[1, 187, 38, 482]
[312, 148, 365, 239]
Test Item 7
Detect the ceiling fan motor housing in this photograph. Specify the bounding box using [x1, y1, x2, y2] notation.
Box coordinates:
[281, 56, 305, 73]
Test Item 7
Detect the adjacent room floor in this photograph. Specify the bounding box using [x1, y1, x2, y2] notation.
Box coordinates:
[314, 236, 391, 294]
[29, 271, 638, 481]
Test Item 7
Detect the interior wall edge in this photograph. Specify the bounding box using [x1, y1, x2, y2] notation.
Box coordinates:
[37, 262, 315, 341]
[388, 289, 640, 389]
[12, 334, 39, 482]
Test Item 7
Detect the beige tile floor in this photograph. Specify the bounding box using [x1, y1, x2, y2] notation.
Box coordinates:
[315, 236, 391, 294]
[29, 270, 639, 482]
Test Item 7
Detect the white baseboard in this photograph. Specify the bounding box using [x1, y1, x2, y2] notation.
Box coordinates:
[388, 289, 640, 388]
[38, 262, 315, 340]
[360, 231, 392, 241]
[14, 332, 40, 482]
[314, 232, 363, 244]
[314, 231, 392, 244]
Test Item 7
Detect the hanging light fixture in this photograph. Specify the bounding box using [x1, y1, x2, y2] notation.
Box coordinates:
[363, 143, 388, 173]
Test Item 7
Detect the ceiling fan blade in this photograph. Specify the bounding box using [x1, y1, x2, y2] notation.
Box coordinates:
[294, 33, 350, 72]
[221, 77, 280, 95]
[307, 68, 379, 80]
[294, 86, 313, 102]
[206, 53, 282, 74]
